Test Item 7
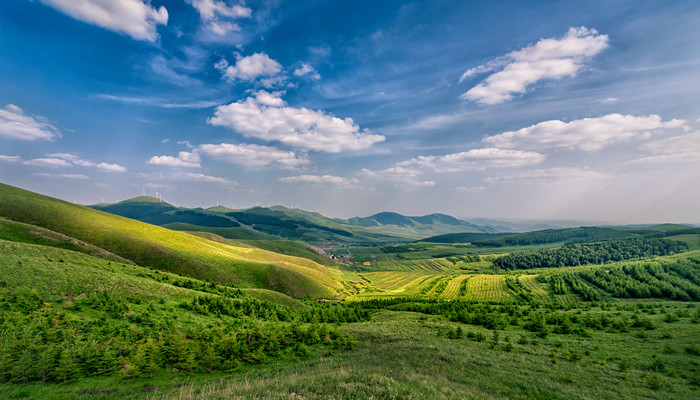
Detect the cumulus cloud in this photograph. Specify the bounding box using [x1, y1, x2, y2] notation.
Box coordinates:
[96, 162, 127, 173]
[39, 0, 168, 42]
[628, 131, 700, 164]
[0, 155, 22, 163]
[219, 53, 282, 81]
[278, 175, 359, 187]
[293, 63, 321, 80]
[198, 142, 308, 168]
[461, 27, 609, 104]
[0, 104, 59, 141]
[208, 91, 385, 152]
[186, 0, 251, 36]
[398, 148, 545, 172]
[148, 151, 201, 168]
[483, 114, 686, 151]
[485, 167, 612, 183]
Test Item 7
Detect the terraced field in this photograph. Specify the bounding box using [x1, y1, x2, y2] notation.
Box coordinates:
[438, 275, 470, 300]
[463, 274, 509, 302]
[351, 272, 521, 302]
[374, 258, 453, 272]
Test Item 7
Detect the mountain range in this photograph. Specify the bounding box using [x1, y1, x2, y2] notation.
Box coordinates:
[89, 197, 496, 244]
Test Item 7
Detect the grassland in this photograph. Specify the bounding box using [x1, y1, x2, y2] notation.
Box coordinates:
[2, 183, 700, 399]
[4, 305, 698, 399]
[0, 183, 342, 298]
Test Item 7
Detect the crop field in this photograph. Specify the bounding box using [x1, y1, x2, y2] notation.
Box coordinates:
[373, 258, 453, 272]
[350, 272, 442, 298]
[438, 275, 469, 300]
[463, 274, 509, 302]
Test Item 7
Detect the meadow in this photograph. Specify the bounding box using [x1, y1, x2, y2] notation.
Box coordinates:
[0, 183, 699, 399]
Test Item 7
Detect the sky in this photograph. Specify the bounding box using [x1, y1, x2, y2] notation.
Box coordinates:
[1, 0, 699, 223]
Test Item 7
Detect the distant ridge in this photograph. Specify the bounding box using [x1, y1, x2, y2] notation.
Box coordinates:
[90, 199, 496, 244]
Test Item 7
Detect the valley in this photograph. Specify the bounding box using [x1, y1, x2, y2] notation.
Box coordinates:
[0, 183, 698, 399]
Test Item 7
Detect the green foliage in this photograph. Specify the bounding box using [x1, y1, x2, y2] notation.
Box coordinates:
[494, 238, 688, 270]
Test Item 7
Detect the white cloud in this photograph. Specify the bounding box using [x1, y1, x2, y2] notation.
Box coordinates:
[34, 173, 90, 180]
[360, 166, 435, 188]
[46, 153, 96, 167]
[485, 167, 612, 183]
[483, 114, 686, 151]
[39, 0, 167, 42]
[598, 97, 619, 103]
[628, 131, 700, 164]
[0, 104, 59, 141]
[278, 175, 360, 187]
[0, 155, 22, 163]
[187, 0, 250, 20]
[23, 158, 73, 168]
[461, 27, 609, 104]
[221, 53, 282, 81]
[42, 152, 127, 172]
[208, 91, 385, 152]
[399, 148, 545, 172]
[96, 163, 127, 173]
[136, 171, 235, 185]
[198, 143, 308, 168]
[148, 151, 201, 168]
[293, 63, 321, 80]
[359, 148, 543, 188]
[186, 0, 251, 36]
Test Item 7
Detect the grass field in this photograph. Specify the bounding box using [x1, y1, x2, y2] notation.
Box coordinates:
[0, 183, 342, 298]
[4, 306, 698, 399]
[2, 184, 700, 399]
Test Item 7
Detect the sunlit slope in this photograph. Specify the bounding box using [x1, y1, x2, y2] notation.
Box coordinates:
[0, 183, 342, 298]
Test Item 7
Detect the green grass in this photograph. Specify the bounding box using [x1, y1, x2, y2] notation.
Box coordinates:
[0, 183, 341, 298]
[6, 306, 697, 400]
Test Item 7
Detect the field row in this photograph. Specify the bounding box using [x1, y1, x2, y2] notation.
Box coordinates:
[352, 272, 557, 302]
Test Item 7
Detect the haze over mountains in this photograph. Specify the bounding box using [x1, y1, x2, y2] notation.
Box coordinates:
[89, 196, 497, 244]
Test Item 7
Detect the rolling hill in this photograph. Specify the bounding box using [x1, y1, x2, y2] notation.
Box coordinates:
[90, 198, 495, 245]
[0, 183, 342, 298]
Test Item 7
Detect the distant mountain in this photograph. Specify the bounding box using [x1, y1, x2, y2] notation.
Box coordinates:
[462, 218, 608, 233]
[90, 198, 495, 244]
[420, 225, 699, 246]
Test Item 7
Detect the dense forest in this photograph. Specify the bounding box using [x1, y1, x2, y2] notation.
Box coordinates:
[493, 238, 688, 270]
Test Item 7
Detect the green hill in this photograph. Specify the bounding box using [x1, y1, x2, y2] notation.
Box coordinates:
[0, 183, 341, 298]
[92, 200, 496, 245]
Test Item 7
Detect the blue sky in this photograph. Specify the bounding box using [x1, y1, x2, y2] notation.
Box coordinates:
[1, 0, 699, 223]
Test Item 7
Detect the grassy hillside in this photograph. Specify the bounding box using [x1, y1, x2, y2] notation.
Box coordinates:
[0, 238, 367, 390]
[0, 183, 341, 298]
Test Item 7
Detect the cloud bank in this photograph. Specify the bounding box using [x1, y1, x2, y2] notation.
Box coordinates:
[461, 27, 609, 104]
[483, 114, 685, 151]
